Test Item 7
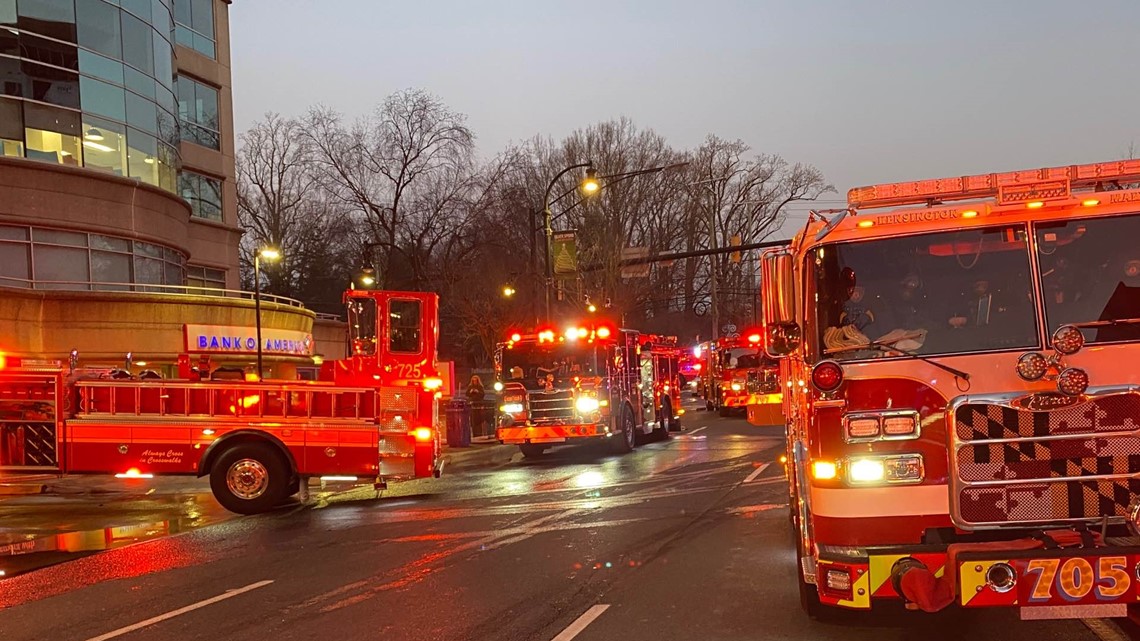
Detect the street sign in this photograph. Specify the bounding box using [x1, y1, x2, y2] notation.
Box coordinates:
[620, 247, 650, 278]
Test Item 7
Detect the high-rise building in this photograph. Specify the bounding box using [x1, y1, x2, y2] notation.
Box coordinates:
[0, 0, 338, 375]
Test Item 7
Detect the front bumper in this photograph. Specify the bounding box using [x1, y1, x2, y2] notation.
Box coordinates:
[496, 423, 608, 444]
[813, 542, 1140, 616]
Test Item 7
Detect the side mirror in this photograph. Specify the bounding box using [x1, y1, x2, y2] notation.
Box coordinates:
[761, 249, 801, 357]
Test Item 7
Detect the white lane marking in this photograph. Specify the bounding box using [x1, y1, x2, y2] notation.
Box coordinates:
[743, 463, 770, 483]
[1082, 618, 1129, 641]
[687, 426, 709, 435]
[551, 604, 610, 641]
[85, 580, 274, 641]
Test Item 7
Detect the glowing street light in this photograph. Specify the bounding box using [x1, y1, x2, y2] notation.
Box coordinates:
[503, 285, 516, 297]
[253, 246, 281, 379]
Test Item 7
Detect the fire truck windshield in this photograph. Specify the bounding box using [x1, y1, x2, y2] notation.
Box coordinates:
[502, 343, 601, 389]
[1036, 212, 1140, 344]
[811, 224, 1039, 361]
[719, 348, 770, 369]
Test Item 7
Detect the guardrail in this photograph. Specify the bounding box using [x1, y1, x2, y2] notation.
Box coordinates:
[0, 277, 307, 308]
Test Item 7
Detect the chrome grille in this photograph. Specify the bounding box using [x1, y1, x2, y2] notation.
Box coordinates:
[950, 389, 1140, 529]
[747, 370, 780, 394]
[527, 390, 575, 423]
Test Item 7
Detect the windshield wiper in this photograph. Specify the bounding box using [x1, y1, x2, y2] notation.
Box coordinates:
[825, 339, 971, 381]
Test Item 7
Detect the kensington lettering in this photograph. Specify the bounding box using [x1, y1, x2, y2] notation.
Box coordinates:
[874, 209, 959, 225]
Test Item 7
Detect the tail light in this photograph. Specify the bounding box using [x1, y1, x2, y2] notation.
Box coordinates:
[811, 361, 843, 392]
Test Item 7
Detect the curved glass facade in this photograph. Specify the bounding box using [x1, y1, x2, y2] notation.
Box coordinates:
[0, 222, 186, 290]
[0, 0, 179, 192]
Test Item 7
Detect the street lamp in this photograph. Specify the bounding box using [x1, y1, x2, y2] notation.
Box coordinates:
[543, 161, 598, 319]
[502, 285, 516, 297]
[253, 246, 281, 380]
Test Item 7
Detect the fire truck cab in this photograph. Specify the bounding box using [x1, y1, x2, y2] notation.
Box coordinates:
[494, 322, 670, 457]
[0, 289, 444, 514]
[764, 159, 1140, 620]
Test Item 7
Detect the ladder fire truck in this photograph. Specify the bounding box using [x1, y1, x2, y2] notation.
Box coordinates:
[494, 322, 674, 458]
[762, 158, 1140, 620]
[0, 289, 444, 514]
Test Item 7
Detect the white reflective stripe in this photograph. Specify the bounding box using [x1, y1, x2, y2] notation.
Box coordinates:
[810, 484, 949, 518]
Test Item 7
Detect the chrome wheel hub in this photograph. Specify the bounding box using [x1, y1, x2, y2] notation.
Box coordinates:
[227, 458, 269, 500]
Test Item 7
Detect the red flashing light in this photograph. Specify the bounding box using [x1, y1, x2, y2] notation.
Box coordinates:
[693, 363, 702, 371]
[747, 333, 761, 344]
[596, 326, 612, 339]
[510, 333, 522, 342]
[811, 361, 843, 392]
[411, 427, 434, 442]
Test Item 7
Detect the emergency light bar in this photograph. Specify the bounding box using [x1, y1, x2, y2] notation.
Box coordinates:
[848, 159, 1140, 210]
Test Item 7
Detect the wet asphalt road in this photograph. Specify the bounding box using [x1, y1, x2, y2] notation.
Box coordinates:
[0, 396, 1133, 641]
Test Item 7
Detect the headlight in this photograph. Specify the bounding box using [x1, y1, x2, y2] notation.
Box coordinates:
[576, 396, 600, 413]
[730, 382, 742, 392]
[846, 454, 924, 485]
[493, 381, 504, 392]
[848, 459, 885, 484]
[500, 403, 524, 414]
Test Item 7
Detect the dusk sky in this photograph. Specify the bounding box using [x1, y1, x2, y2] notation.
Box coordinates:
[230, 0, 1139, 234]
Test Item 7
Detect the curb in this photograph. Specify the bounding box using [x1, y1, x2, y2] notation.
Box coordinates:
[0, 483, 47, 496]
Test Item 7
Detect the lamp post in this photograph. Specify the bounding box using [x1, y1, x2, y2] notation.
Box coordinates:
[253, 246, 281, 379]
[542, 162, 598, 319]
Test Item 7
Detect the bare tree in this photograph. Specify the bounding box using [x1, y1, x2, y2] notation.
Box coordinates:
[303, 89, 475, 289]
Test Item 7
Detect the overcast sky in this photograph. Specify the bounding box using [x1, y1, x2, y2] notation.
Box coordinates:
[230, 0, 1139, 232]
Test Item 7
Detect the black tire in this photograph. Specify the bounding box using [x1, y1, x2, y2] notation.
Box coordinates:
[209, 442, 291, 515]
[705, 398, 714, 412]
[655, 398, 674, 439]
[287, 477, 302, 496]
[610, 406, 636, 454]
[519, 443, 547, 458]
[718, 405, 732, 418]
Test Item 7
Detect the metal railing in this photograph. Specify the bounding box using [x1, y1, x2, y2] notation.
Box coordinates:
[0, 276, 307, 308]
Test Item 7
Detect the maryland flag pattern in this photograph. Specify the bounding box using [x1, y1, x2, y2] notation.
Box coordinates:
[954, 393, 1140, 526]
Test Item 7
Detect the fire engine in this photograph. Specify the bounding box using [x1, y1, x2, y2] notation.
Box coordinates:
[494, 322, 673, 457]
[762, 158, 1140, 620]
[0, 289, 444, 515]
[703, 332, 778, 418]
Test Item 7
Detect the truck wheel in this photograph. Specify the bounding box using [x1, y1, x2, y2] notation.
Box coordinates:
[519, 443, 547, 458]
[209, 442, 290, 515]
[610, 406, 636, 454]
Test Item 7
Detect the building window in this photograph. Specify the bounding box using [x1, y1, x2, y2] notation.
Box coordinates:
[179, 170, 222, 221]
[173, 0, 214, 59]
[23, 101, 82, 165]
[0, 224, 185, 290]
[175, 75, 218, 149]
[187, 264, 226, 291]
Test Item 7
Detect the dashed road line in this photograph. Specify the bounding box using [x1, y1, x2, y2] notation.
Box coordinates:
[551, 604, 610, 641]
[84, 580, 274, 641]
[686, 425, 709, 435]
[743, 463, 770, 483]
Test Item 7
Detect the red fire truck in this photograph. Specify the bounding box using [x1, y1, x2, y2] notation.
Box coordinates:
[762, 158, 1140, 620]
[705, 332, 777, 417]
[494, 322, 671, 457]
[0, 289, 444, 514]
